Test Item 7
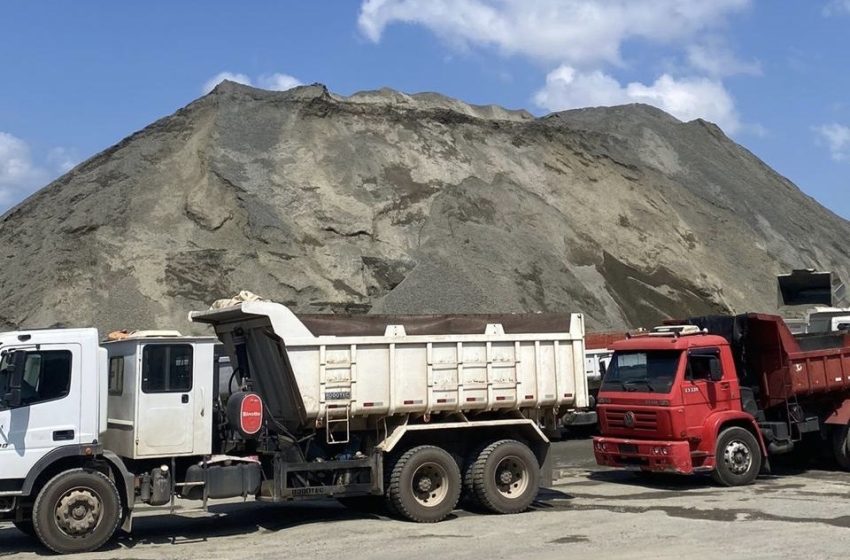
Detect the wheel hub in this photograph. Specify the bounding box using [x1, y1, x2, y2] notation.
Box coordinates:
[411, 462, 448, 507]
[55, 489, 102, 536]
[723, 440, 752, 475]
[498, 469, 515, 485]
[495, 456, 529, 499]
[416, 476, 434, 493]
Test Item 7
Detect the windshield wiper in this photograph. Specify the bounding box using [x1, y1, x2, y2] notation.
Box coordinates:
[622, 379, 655, 392]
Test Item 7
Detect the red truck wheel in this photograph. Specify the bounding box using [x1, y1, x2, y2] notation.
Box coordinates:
[711, 427, 762, 486]
[831, 425, 850, 470]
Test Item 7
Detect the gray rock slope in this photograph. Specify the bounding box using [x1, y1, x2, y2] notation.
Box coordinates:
[1, 82, 848, 333]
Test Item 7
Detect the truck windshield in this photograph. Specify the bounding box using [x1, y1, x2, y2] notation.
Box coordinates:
[600, 350, 682, 393]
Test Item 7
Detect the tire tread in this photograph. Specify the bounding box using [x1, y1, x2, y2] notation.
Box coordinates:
[471, 439, 539, 514]
[32, 468, 121, 554]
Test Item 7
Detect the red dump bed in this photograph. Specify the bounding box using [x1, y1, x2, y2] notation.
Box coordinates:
[683, 314, 850, 408]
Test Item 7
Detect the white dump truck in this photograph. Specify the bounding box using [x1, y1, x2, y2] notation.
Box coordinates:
[0, 301, 588, 553]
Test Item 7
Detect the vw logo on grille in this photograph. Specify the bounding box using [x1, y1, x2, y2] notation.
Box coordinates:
[623, 411, 636, 428]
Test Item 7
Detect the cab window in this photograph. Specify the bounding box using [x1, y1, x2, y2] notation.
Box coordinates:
[142, 345, 193, 393]
[0, 350, 73, 408]
[687, 350, 721, 381]
[108, 356, 125, 396]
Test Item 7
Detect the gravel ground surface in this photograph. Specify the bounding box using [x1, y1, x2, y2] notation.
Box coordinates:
[3, 439, 850, 559]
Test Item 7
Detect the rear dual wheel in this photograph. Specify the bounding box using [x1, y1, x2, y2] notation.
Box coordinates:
[386, 445, 462, 523]
[465, 439, 540, 514]
[832, 424, 850, 470]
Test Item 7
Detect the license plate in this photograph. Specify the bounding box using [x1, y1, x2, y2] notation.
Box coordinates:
[619, 443, 638, 454]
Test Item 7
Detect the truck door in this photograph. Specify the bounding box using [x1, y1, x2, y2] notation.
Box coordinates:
[135, 343, 195, 456]
[0, 345, 80, 480]
[681, 348, 732, 435]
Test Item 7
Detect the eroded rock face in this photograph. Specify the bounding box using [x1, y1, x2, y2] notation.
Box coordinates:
[0, 82, 847, 333]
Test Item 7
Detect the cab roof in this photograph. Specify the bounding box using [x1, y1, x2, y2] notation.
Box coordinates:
[611, 333, 729, 352]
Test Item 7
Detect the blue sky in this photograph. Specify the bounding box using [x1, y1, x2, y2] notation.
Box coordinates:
[1, 0, 848, 217]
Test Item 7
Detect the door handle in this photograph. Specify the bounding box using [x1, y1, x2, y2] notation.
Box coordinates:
[181, 394, 189, 404]
[53, 430, 75, 441]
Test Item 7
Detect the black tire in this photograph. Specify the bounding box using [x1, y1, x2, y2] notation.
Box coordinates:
[711, 427, 762, 486]
[386, 445, 461, 523]
[462, 441, 492, 503]
[32, 468, 122, 554]
[469, 439, 540, 514]
[13, 519, 36, 537]
[832, 424, 850, 470]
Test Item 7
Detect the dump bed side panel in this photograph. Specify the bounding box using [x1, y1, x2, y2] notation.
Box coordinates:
[192, 303, 588, 426]
[680, 313, 850, 407]
[788, 350, 850, 397]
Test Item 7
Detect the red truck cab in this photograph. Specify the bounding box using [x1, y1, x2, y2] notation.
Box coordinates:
[593, 325, 766, 486]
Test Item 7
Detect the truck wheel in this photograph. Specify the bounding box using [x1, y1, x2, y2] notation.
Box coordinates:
[831, 424, 850, 470]
[462, 441, 491, 503]
[13, 519, 36, 537]
[387, 445, 461, 523]
[32, 468, 122, 554]
[470, 439, 540, 514]
[711, 427, 762, 487]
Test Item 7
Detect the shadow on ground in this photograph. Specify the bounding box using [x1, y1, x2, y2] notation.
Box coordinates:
[0, 487, 577, 556]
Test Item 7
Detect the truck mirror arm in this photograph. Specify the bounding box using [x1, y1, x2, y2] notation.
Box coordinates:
[1, 350, 27, 408]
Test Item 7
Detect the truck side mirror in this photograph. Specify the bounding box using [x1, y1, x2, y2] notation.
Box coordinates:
[708, 358, 723, 382]
[2, 350, 27, 408]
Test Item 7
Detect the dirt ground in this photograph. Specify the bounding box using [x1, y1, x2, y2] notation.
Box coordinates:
[3, 439, 850, 559]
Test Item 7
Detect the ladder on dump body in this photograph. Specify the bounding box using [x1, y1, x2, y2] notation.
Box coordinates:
[325, 405, 351, 444]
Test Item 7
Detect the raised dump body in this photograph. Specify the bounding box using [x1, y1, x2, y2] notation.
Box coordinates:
[681, 313, 850, 408]
[190, 301, 588, 431]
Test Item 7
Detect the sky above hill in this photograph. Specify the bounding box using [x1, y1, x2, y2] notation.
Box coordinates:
[1, 1, 848, 217]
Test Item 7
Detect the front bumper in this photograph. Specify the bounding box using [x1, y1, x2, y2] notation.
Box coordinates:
[593, 436, 693, 474]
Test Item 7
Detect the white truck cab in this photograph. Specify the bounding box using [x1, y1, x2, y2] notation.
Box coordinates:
[0, 329, 104, 483]
[0, 329, 219, 554]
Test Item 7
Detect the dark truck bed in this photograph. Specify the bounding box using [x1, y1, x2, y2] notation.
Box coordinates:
[680, 314, 850, 408]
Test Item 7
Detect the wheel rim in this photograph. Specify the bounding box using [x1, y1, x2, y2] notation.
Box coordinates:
[723, 440, 753, 475]
[54, 486, 103, 538]
[411, 461, 449, 507]
[494, 455, 530, 499]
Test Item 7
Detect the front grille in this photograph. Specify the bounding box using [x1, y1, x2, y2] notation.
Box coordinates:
[605, 409, 658, 431]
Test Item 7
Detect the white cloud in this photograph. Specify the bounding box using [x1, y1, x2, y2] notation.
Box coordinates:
[0, 132, 78, 210]
[534, 65, 741, 133]
[257, 73, 303, 91]
[686, 39, 761, 78]
[815, 123, 850, 161]
[202, 71, 303, 94]
[46, 147, 79, 173]
[202, 72, 252, 94]
[358, 0, 751, 67]
[359, 0, 756, 136]
[0, 132, 48, 207]
[824, 0, 850, 16]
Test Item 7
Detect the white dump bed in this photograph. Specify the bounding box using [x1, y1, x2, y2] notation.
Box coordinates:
[191, 302, 587, 427]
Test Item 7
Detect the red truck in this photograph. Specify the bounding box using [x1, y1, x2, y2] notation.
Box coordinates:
[593, 314, 850, 486]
